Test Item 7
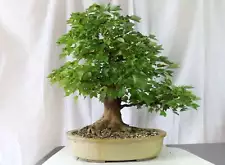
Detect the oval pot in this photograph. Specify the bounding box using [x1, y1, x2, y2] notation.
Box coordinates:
[67, 128, 166, 162]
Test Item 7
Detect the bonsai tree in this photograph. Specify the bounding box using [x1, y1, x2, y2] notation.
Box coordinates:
[48, 4, 199, 135]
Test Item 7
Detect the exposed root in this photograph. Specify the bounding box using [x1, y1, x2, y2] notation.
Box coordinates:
[87, 119, 132, 136]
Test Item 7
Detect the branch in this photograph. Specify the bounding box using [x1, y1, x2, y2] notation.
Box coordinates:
[120, 102, 144, 109]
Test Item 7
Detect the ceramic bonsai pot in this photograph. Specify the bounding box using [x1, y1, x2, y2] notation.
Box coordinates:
[67, 129, 166, 162]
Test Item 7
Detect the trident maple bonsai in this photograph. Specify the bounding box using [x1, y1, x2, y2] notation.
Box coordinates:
[48, 4, 199, 137]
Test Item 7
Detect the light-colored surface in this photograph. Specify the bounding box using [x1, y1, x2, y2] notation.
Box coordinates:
[1, 0, 225, 165]
[67, 129, 166, 161]
[43, 146, 214, 165]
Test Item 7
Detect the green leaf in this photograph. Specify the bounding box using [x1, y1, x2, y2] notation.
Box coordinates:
[149, 34, 157, 40]
[168, 63, 180, 69]
[109, 5, 121, 11]
[191, 103, 199, 109]
[57, 34, 67, 45]
[129, 15, 141, 22]
[117, 38, 125, 42]
[160, 111, 167, 117]
[180, 108, 187, 111]
[183, 85, 194, 89]
[118, 87, 126, 97]
[74, 95, 79, 101]
[148, 107, 154, 112]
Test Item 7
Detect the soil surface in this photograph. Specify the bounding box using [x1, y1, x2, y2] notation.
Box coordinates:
[72, 126, 159, 139]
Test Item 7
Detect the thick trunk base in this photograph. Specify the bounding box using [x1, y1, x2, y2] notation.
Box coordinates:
[87, 118, 131, 134]
[87, 98, 131, 134]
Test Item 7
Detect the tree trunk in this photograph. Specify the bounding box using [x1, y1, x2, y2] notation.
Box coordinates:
[103, 98, 123, 125]
[88, 98, 130, 133]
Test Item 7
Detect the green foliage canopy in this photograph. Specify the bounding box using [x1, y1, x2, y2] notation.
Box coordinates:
[48, 3, 200, 116]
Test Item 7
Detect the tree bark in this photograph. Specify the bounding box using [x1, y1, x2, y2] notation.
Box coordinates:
[103, 98, 123, 125]
[87, 98, 131, 133]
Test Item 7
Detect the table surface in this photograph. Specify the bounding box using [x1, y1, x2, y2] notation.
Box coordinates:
[36, 143, 225, 165]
